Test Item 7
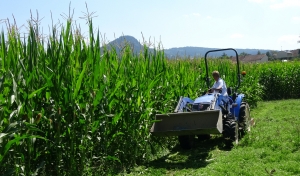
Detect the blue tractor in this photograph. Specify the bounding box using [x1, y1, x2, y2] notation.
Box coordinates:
[150, 48, 252, 149]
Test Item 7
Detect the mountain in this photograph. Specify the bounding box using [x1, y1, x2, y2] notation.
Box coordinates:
[164, 47, 272, 58]
[103, 35, 144, 55]
[104, 36, 274, 58]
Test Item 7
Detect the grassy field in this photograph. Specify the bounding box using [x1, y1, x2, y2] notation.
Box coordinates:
[121, 99, 300, 176]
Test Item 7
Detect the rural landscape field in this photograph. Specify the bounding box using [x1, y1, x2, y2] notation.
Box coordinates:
[1, 16, 300, 176]
[122, 99, 300, 176]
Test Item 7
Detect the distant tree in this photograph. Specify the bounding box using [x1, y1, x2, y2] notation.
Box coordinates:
[239, 52, 249, 57]
[221, 52, 229, 59]
[266, 51, 277, 61]
[257, 50, 261, 55]
[269, 57, 275, 61]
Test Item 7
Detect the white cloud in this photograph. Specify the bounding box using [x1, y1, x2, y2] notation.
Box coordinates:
[270, 0, 300, 9]
[292, 16, 300, 23]
[248, 0, 277, 3]
[192, 13, 200, 17]
[206, 16, 212, 19]
[248, 0, 265, 3]
[277, 35, 299, 45]
[183, 13, 201, 18]
[230, 33, 244, 39]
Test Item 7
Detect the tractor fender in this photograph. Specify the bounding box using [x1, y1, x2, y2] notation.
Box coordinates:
[232, 94, 245, 120]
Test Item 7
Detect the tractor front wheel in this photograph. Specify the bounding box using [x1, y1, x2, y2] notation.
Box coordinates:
[223, 118, 239, 147]
[197, 134, 211, 141]
[178, 135, 194, 149]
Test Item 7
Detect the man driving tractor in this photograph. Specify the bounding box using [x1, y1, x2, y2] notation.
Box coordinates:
[209, 70, 228, 96]
[209, 70, 230, 112]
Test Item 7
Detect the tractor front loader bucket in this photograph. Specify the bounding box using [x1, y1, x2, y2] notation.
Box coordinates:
[150, 110, 223, 137]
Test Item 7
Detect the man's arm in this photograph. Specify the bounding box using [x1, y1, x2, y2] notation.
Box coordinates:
[212, 79, 223, 90]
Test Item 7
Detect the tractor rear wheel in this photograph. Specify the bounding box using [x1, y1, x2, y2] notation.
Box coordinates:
[178, 135, 194, 149]
[239, 102, 251, 137]
[223, 118, 239, 147]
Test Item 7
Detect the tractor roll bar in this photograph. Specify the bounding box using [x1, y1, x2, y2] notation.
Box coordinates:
[204, 48, 240, 91]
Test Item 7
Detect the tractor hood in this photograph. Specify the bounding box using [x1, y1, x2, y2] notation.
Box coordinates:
[194, 93, 216, 104]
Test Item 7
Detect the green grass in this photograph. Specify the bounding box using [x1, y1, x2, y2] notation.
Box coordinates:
[120, 99, 300, 176]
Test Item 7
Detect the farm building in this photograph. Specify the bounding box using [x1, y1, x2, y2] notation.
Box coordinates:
[273, 49, 300, 60]
[230, 54, 268, 63]
[291, 49, 300, 57]
[275, 51, 293, 60]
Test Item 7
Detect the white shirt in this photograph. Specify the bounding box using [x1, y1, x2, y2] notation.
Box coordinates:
[212, 78, 228, 96]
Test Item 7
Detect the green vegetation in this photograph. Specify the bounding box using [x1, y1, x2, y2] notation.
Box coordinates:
[0, 13, 300, 175]
[121, 99, 300, 176]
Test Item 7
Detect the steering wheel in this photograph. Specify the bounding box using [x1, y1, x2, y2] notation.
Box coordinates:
[208, 88, 222, 93]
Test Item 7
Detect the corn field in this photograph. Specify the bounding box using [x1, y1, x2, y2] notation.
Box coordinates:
[0, 16, 300, 175]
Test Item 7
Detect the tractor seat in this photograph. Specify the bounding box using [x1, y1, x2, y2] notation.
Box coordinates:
[227, 87, 232, 96]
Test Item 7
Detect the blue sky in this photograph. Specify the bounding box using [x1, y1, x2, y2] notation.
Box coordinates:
[1, 0, 300, 50]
